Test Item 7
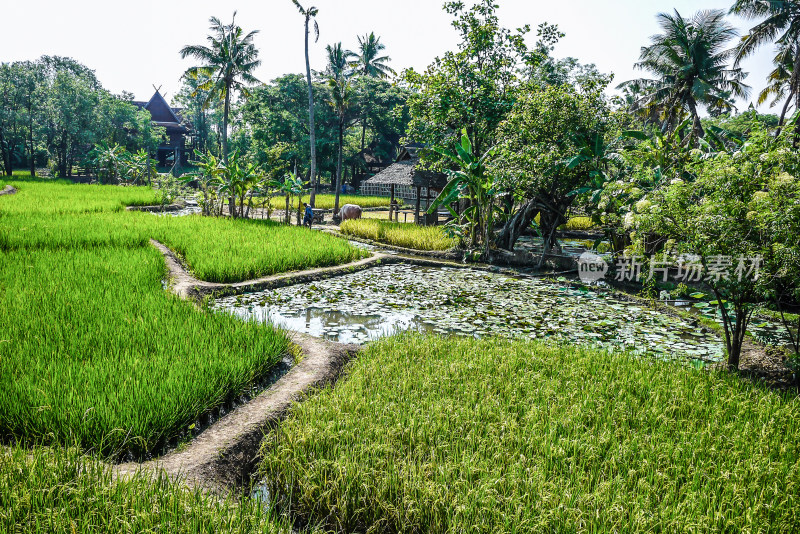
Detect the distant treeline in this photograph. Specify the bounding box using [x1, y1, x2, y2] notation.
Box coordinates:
[0, 56, 163, 177]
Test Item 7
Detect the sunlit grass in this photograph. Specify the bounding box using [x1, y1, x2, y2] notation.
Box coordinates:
[562, 215, 594, 231]
[340, 218, 457, 251]
[151, 215, 367, 283]
[261, 334, 800, 533]
[0, 247, 290, 457]
[0, 445, 294, 533]
[4, 178, 159, 214]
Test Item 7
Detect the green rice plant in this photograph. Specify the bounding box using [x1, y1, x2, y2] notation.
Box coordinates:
[0, 211, 152, 250]
[0, 247, 290, 457]
[340, 219, 457, 251]
[0, 445, 294, 533]
[261, 334, 800, 533]
[340, 218, 382, 241]
[0, 180, 367, 283]
[150, 215, 368, 283]
[4, 179, 160, 214]
[562, 215, 594, 231]
[533, 213, 595, 232]
[267, 194, 393, 210]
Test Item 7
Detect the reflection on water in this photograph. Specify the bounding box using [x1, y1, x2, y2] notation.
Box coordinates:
[213, 264, 726, 363]
[229, 305, 429, 345]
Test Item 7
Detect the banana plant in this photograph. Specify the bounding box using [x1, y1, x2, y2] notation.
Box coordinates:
[119, 149, 158, 186]
[270, 172, 308, 224]
[428, 128, 500, 257]
[88, 143, 126, 184]
[186, 150, 225, 216]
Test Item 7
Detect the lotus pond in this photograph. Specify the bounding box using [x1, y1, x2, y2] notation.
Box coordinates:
[213, 263, 726, 364]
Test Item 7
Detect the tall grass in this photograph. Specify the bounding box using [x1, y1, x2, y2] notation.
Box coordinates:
[0, 247, 290, 457]
[261, 334, 800, 533]
[561, 215, 594, 231]
[0, 445, 294, 533]
[340, 219, 457, 251]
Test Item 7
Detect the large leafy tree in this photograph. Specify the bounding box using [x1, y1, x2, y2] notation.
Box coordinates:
[495, 82, 610, 257]
[180, 12, 261, 167]
[731, 0, 800, 137]
[619, 9, 750, 141]
[403, 0, 541, 167]
[173, 74, 219, 156]
[634, 126, 800, 369]
[290, 0, 320, 207]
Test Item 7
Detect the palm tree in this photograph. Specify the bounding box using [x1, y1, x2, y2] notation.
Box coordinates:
[180, 13, 260, 217]
[731, 0, 800, 136]
[326, 43, 356, 218]
[180, 13, 260, 164]
[758, 44, 799, 129]
[618, 9, 750, 141]
[291, 0, 320, 208]
[353, 32, 396, 156]
[354, 33, 396, 79]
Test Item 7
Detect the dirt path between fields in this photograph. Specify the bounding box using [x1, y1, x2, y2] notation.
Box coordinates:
[114, 242, 383, 492]
[150, 239, 398, 299]
[115, 332, 357, 492]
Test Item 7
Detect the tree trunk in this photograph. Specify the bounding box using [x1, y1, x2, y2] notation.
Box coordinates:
[304, 15, 317, 208]
[0, 129, 10, 177]
[415, 185, 421, 225]
[334, 119, 344, 215]
[28, 107, 35, 177]
[495, 200, 539, 252]
[222, 85, 236, 218]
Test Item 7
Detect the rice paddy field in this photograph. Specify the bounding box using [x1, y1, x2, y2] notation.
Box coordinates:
[0, 247, 289, 457]
[0, 177, 365, 457]
[261, 334, 800, 533]
[0, 445, 296, 533]
[340, 219, 458, 251]
[4, 175, 800, 533]
[1, 180, 367, 283]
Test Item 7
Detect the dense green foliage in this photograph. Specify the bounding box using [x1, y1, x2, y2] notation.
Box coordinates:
[340, 219, 457, 251]
[0, 445, 293, 533]
[262, 334, 800, 533]
[0, 57, 163, 178]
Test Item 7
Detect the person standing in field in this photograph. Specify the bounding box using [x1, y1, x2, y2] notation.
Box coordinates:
[302, 202, 314, 227]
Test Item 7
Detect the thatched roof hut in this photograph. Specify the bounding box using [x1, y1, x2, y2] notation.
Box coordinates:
[361, 145, 448, 225]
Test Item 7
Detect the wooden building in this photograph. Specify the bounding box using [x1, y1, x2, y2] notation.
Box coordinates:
[133, 90, 193, 167]
[361, 144, 448, 225]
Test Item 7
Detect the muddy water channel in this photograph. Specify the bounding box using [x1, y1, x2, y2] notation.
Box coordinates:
[213, 263, 725, 364]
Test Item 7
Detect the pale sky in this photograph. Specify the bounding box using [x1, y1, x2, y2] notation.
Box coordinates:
[2, 0, 776, 113]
